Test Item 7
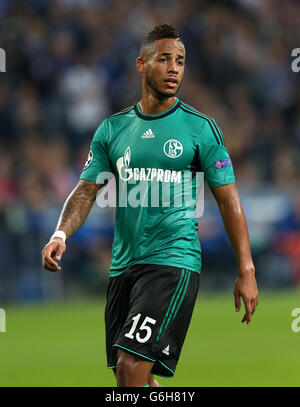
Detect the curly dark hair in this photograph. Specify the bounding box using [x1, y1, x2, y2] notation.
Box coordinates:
[140, 24, 184, 55]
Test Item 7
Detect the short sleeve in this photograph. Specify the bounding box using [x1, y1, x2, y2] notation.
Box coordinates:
[198, 120, 235, 188]
[80, 120, 112, 183]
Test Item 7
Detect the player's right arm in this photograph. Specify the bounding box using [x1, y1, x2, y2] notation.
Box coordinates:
[42, 119, 113, 272]
[41, 180, 103, 272]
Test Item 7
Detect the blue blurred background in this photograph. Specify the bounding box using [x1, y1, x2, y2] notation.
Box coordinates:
[0, 0, 300, 303]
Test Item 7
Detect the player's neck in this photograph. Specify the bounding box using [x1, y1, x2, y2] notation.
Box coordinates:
[139, 94, 177, 115]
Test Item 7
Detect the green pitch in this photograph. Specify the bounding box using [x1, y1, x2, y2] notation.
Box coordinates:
[0, 291, 299, 387]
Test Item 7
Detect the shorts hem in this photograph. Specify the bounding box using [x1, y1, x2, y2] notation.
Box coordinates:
[113, 344, 156, 362]
[157, 361, 175, 377]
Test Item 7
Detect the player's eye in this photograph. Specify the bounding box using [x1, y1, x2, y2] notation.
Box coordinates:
[177, 60, 184, 65]
[159, 58, 166, 62]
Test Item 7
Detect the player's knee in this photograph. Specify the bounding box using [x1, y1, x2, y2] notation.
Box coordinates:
[116, 352, 139, 378]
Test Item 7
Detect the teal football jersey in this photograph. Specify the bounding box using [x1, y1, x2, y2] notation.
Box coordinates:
[80, 98, 235, 277]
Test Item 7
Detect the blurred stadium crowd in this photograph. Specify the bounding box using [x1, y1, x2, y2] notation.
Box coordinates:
[0, 0, 300, 301]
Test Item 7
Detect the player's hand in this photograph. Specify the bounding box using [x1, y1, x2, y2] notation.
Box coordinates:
[234, 270, 258, 325]
[41, 238, 66, 272]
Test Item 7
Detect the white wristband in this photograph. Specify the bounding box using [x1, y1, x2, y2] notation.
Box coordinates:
[50, 230, 66, 242]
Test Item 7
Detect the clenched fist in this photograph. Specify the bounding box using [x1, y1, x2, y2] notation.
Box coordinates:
[41, 237, 66, 272]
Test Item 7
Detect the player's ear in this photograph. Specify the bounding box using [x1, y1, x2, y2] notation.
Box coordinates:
[136, 56, 146, 73]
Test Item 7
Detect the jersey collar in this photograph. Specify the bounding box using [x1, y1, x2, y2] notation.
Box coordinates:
[134, 98, 180, 120]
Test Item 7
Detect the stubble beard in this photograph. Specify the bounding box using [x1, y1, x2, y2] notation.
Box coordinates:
[145, 68, 182, 99]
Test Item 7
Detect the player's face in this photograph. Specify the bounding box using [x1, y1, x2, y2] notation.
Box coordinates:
[143, 38, 185, 98]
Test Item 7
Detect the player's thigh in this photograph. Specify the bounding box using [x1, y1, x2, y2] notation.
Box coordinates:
[105, 272, 130, 366]
[116, 348, 154, 373]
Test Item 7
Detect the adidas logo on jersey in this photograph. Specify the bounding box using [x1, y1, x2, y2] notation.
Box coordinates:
[162, 345, 170, 356]
[141, 129, 155, 138]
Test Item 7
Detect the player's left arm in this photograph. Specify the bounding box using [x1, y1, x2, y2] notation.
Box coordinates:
[211, 182, 259, 325]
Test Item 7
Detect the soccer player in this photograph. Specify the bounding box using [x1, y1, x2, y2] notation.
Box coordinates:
[41, 24, 258, 387]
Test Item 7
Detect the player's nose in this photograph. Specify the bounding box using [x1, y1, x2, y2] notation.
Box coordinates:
[168, 60, 179, 74]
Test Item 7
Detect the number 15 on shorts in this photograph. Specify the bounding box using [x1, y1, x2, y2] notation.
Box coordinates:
[125, 313, 156, 343]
